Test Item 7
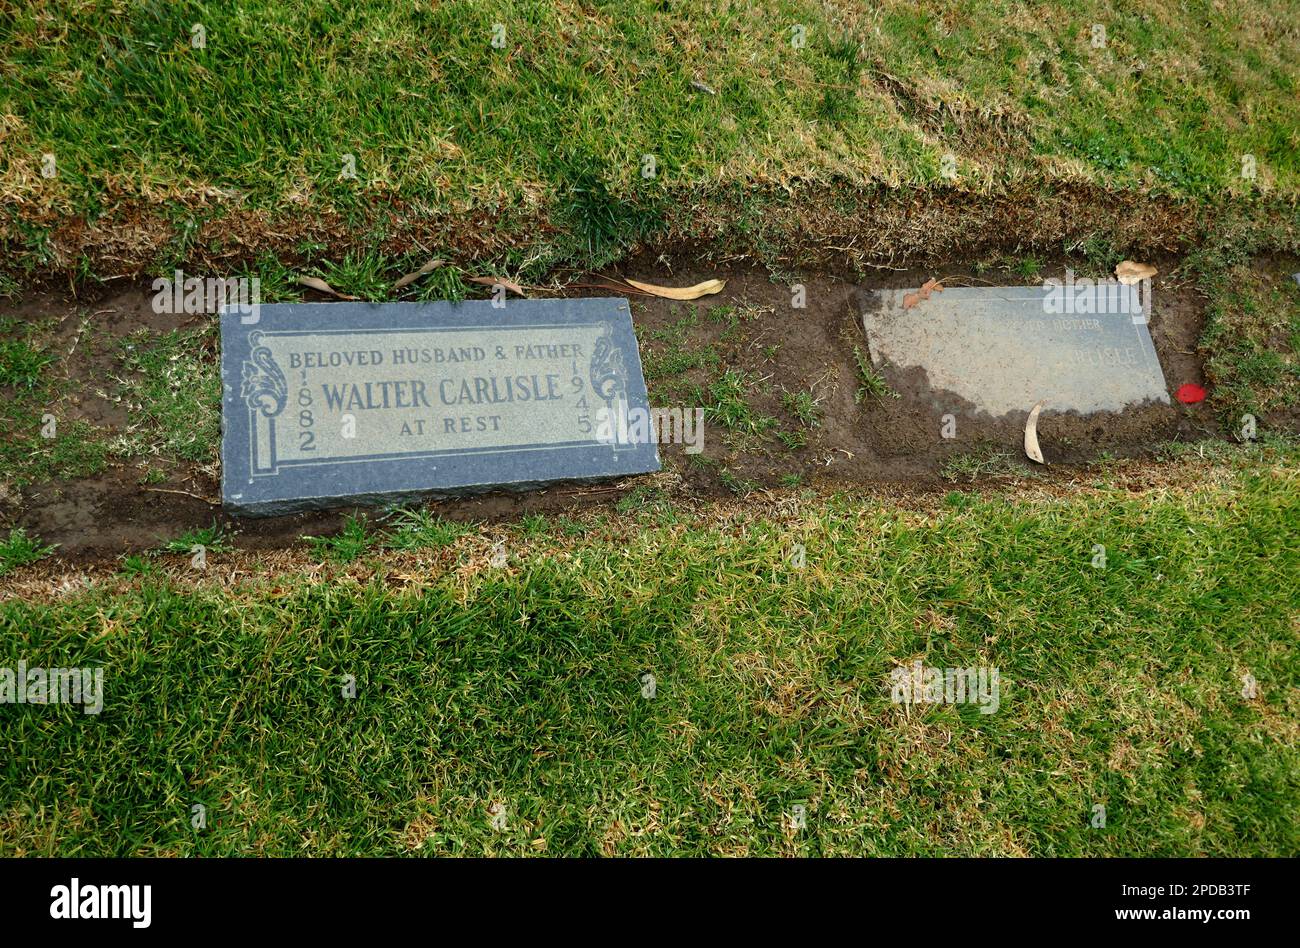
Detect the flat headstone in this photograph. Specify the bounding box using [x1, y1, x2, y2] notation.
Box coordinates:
[857, 282, 1169, 416]
[220, 298, 658, 515]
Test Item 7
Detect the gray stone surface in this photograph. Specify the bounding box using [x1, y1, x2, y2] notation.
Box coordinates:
[221, 298, 658, 515]
[857, 282, 1169, 416]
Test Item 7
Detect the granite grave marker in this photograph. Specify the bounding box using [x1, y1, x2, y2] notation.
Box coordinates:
[856, 282, 1169, 416]
[221, 298, 658, 515]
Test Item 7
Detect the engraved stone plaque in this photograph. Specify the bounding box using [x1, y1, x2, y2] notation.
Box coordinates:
[221, 298, 658, 515]
[857, 282, 1169, 416]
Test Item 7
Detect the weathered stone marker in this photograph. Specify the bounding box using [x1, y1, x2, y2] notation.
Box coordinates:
[221, 298, 658, 515]
[856, 282, 1169, 416]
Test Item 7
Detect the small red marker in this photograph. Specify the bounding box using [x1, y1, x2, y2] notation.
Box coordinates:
[1176, 383, 1207, 404]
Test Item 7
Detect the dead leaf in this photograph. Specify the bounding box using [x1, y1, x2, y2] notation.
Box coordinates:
[393, 258, 446, 290]
[297, 276, 358, 300]
[1024, 399, 1046, 464]
[568, 281, 657, 297]
[902, 278, 944, 309]
[1115, 260, 1157, 285]
[624, 278, 725, 300]
[467, 276, 526, 296]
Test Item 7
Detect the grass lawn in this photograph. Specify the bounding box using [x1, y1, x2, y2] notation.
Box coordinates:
[2, 1, 1298, 279]
[1, 1, 1298, 860]
[1, 451, 1296, 856]
[0, 314, 217, 488]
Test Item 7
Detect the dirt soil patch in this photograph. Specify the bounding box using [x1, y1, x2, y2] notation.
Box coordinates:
[0, 252, 1264, 563]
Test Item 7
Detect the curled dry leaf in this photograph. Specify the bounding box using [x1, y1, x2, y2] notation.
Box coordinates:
[1024, 399, 1046, 464]
[902, 278, 944, 309]
[624, 278, 725, 300]
[467, 276, 526, 296]
[297, 276, 359, 300]
[393, 258, 446, 290]
[571, 281, 656, 296]
[1115, 260, 1157, 285]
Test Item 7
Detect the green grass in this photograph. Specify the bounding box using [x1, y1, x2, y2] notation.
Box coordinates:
[941, 444, 1035, 482]
[382, 508, 473, 551]
[313, 250, 396, 303]
[0, 313, 225, 486]
[117, 554, 160, 579]
[0, 415, 109, 487]
[776, 429, 807, 451]
[1013, 255, 1043, 279]
[111, 327, 220, 465]
[0, 527, 56, 577]
[161, 524, 232, 556]
[640, 306, 722, 403]
[0, 1, 1298, 860]
[3, 1, 1297, 278]
[853, 346, 898, 403]
[305, 514, 375, 564]
[615, 484, 675, 522]
[1194, 255, 1300, 428]
[0, 457, 1296, 855]
[718, 467, 759, 497]
[0, 338, 55, 390]
[781, 388, 823, 428]
[704, 370, 778, 436]
[0, 317, 112, 486]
